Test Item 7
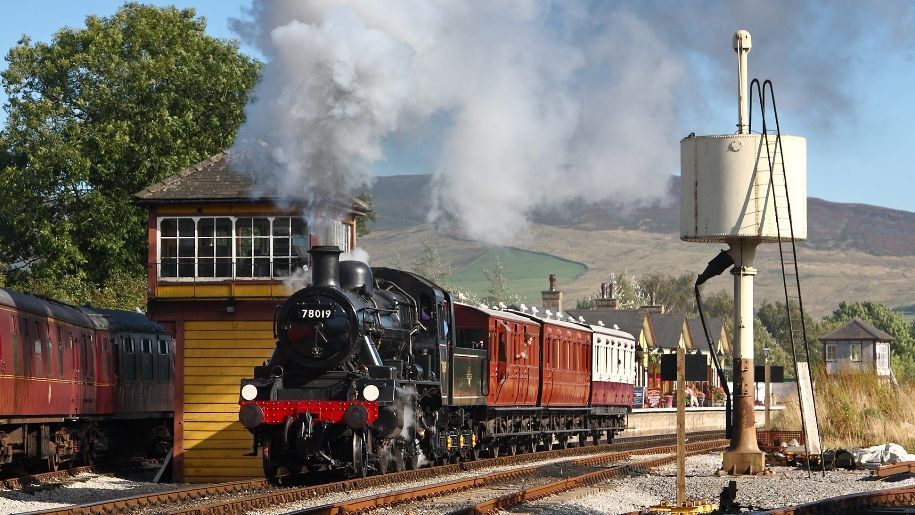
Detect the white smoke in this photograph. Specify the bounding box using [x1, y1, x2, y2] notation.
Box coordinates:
[341, 247, 370, 264]
[230, 1, 915, 244]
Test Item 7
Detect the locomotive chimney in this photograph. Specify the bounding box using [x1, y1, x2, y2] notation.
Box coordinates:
[309, 245, 343, 288]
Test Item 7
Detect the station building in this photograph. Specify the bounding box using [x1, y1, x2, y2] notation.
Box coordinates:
[134, 153, 369, 482]
[820, 318, 894, 378]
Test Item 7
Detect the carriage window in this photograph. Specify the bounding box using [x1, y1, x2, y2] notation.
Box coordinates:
[157, 339, 171, 382]
[33, 338, 43, 377]
[122, 337, 136, 382]
[498, 332, 507, 362]
[54, 341, 62, 377]
[457, 328, 485, 349]
[141, 337, 154, 382]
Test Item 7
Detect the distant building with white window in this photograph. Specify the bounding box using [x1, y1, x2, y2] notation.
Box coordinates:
[819, 318, 894, 378]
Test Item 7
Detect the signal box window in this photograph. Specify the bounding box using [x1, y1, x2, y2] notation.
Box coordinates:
[159, 216, 307, 280]
[849, 342, 862, 362]
[825, 343, 837, 361]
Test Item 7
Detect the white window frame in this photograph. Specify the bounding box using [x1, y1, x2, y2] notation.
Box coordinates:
[157, 216, 308, 281]
[849, 342, 862, 362]
[825, 343, 837, 362]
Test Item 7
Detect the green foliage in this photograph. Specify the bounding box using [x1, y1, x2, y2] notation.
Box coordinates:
[575, 272, 648, 310]
[0, 3, 260, 307]
[638, 272, 696, 313]
[482, 254, 520, 306]
[412, 240, 452, 287]
[355, 193, 376, 237]
[756, 300, 827, 370]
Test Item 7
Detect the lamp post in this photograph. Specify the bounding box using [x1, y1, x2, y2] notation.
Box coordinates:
[763, 347, 771, 427]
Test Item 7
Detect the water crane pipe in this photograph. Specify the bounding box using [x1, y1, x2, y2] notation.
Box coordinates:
[734, 30, 752, 134]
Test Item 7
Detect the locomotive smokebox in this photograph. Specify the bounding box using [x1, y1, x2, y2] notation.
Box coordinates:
[309, 246, 343, 288]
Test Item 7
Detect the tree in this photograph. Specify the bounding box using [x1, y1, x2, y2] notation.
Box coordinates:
[354, 192, 376, 237]
[482, 254, 519, 306]
[575, 272, 648, 310]
[637, 272, 696, 314]
[412, 240, 451, 286]
[0, 3, 260, 305]
[756, 300, 827, 369]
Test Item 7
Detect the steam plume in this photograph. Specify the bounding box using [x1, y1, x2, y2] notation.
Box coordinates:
[230, 1, 914, 244]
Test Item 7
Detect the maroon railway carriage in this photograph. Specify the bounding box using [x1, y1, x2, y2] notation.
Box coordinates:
[452, 304, 628, 455]
[0, 288, 173, 472]
[454, 303, 540, 407]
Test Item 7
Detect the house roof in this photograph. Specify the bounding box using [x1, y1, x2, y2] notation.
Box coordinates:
[819, 318, 896, 342]
[650, 313, 690, 349]
[134, 152, 371, 213]
[687, 318, 727, 352]
[566, 309, 650, 343]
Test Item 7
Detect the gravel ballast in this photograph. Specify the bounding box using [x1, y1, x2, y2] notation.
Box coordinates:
[518, 453, 915, 514]
[0, 473, 189, 514]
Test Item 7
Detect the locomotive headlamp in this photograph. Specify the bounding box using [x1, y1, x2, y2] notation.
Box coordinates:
[362, 384, 380, 402]
[241, 383, 259, 401]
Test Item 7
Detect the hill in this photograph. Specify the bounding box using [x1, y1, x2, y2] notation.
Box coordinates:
[360, 175, 915, 317]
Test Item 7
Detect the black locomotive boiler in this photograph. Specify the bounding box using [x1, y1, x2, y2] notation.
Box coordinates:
[238, 246, 459, 478]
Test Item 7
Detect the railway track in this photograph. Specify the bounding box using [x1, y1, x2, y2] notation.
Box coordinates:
[0, 466, 96, 490]
[755, 484, 915, 515]
[27, 432, 723, 515]
[294, 439, 727, 515]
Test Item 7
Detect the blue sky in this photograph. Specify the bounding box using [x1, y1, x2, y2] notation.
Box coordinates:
[1, 1, 913, 215]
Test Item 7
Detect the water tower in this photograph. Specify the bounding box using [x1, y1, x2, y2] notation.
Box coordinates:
[681, 30, 807, 474]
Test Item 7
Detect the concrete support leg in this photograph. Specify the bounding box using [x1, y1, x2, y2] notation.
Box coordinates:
[721, 240, 765, 475]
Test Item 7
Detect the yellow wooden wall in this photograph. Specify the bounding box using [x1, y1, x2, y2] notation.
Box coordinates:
[182, 320, 275, 482]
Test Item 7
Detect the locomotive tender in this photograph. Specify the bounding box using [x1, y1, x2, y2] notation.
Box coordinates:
[0, 288, 174, 472]
[238, 246, 636, 478]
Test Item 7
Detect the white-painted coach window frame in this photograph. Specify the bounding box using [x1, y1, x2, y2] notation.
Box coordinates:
[157, 216, 308, 281]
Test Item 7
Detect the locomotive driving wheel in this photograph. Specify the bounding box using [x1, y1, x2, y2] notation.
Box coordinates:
[391, 444, 407, 472]
[352, 431, 368, 478]
[262, 447, 280, 482]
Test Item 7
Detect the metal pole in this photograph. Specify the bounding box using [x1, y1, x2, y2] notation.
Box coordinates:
[764, 355, 771, 427]
[721, 239, 765, 475]
[677, 347, 686, 506]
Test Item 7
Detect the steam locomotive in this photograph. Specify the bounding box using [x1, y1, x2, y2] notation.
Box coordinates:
[238, 246, 636, 479]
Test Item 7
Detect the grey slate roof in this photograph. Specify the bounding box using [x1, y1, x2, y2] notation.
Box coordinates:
[134, 152, 371, 213]
[819, 318, 896, 342]
[566, 308, 649, 342]
[650, 313, 689, 349]
[687, 317, 726, 350]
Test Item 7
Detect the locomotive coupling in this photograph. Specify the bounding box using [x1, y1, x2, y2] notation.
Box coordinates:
[239, 403, 265, 429]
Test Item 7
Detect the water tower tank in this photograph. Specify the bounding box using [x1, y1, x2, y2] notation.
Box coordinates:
[680, 133, 807, 242]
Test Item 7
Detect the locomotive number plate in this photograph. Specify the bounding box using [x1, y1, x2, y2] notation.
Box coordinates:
[298, 304, 334, 320]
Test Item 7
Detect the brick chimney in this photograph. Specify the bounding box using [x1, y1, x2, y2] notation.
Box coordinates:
[640, 291, 665, 313]
[541, 273, 563, 312]
[595, 281, 620, 309]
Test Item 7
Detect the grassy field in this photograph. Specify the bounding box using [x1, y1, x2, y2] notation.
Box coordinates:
[772, 370, 915, 450]
[446, 247, 586, 303]
[359, 223, 915, 318]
